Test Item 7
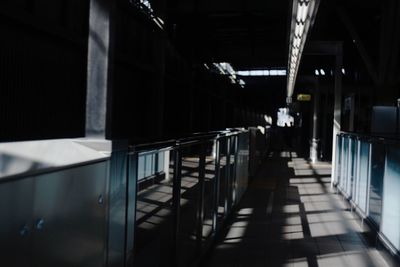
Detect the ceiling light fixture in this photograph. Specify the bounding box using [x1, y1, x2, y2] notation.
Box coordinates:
[286, 0, 320, 104]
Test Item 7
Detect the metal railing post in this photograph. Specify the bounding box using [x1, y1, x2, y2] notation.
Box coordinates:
[232, 135, 239, 205]
[196, 143, 206, 252]
[125, 150, 138, 266]
[224, 137, 231, 217]
[212, 138, 221, 234]
[172, 146, 182, 266]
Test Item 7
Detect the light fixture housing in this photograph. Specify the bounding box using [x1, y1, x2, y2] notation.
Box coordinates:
[286, 0, 320, 104]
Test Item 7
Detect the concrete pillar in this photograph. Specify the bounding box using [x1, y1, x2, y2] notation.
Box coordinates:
[331, 44, 343, 186]
[310, 79, 320, 163]
[85, 0, 114, 138]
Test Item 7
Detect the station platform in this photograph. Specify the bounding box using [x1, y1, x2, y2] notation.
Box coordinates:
[203, 151, 396, 267]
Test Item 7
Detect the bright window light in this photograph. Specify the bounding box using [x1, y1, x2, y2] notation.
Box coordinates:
[140, 0, 153, 12]
[279, 70, 287, 76]
[237, 71, 250, 76]
[210, 62, 246, 87]
[157, 17, 164, 25]
[250, 70, 264, 76]
[236, 69, 287, 77]
[342, 68, 346, 75]
[320, 69, 325, 75]
[315, 69, 319, 76]
[270, 70, 278, 76]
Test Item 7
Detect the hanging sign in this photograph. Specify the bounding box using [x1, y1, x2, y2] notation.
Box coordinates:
[297, 94, 311, 101]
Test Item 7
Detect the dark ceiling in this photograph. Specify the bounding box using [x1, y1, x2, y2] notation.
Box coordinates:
[167, 0, 292, 70]
[301, 0, 398, 86]
[165, 0, 293, 114]
[165, 0, 400, 112]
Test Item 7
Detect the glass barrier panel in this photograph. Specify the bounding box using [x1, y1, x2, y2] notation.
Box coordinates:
[381, 145, 400, 250]
[334, 135, 342, 185]
[357, 140, 370, 214]
[352, 139, 360, 204]
[225, 136, 235, 214]
[339, 136, 349, 192]
[368, 142, 385, 226]
[177, 143, 202, 266]
[134, 149, 175, 266]
[230, 136, 238, 206]
[344, 137, 355, 197]
[158, 152, 165, 173]
[145, 154, 154, 177]
[236, 132, 250, 202]
[217, 137, 228, 224]
[202, 141, 217, 243]
[138, 154, 145, 180]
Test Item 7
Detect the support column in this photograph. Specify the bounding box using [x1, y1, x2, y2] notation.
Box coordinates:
[331, 44, 343, 186]
[303, 42, 343, 184]
[310, 79, 320, 163]
[85, 0, 114, 138]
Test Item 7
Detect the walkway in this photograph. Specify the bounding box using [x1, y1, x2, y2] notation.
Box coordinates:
[203, 151, 396, 267]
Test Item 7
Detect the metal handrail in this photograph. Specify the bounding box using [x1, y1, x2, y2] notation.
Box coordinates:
[131, 129, 248, 154]
[339, 131, 400, 143]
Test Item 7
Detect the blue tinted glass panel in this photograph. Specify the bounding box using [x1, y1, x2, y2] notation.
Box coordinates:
[138, 154, 145, 180]
[357, 141, 370, 214]
[352, 140, 360, 205]
[346, 138, 355, 196]
[334, 136, 342, 185]
[369, 143, 385, 226]
[381, 146, 400, 250]
[339, 137, 349, 191]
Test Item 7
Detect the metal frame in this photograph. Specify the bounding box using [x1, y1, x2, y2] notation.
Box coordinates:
[130, 129, 250, 266]
[334, 131, 400, 258]
[0, 129, 251, 267]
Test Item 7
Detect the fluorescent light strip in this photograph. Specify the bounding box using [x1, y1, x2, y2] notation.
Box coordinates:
[287, 0, 317, 103]
[295, 23, 305, 37]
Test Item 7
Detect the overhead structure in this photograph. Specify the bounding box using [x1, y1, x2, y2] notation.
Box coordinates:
[287, 0, 320, 104]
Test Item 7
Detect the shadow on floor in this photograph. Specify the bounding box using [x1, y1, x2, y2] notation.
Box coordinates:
[202, 150, 397, 267]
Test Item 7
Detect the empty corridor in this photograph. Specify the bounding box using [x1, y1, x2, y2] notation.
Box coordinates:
[203, 151, 396, 267]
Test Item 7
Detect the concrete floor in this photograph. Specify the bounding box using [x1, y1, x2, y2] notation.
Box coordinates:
[203, 151, 397, 267]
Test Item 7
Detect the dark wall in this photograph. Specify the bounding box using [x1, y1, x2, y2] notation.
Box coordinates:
[0, 1, 89, 142]
[0, 0, 269, 144]
[107, 1, 267, 144]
